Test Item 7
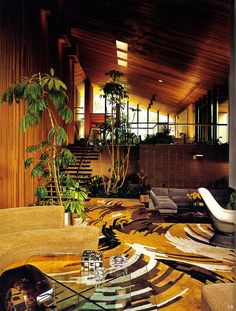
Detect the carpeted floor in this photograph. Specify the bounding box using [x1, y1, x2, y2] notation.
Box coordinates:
[84, 198, 235, 311]
[21, 198, 235, 311]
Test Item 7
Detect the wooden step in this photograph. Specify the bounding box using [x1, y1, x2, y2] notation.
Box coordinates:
[63, 167, 92, 171]
[74, 157, 100, 160]
[56, 143, 101, 188]
[73, 154, 99, 159]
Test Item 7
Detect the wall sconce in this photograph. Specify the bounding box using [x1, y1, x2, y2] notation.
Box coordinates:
[193, 154, 204, 160]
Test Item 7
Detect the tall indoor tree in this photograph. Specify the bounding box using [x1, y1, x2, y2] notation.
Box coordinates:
[1, 68, 87, 220]
[100, 70, 136, 194]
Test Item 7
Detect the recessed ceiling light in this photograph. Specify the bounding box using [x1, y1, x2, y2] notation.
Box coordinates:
[117, 59, 127, 67]
[158, 79, 163, 83]
[116, 40, 128, 51]
[117, 50, 128, 60]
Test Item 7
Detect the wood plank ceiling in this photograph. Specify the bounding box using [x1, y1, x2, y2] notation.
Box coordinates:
[57, 0, 231, 114]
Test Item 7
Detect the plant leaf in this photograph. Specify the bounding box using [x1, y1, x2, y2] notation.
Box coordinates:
[54, 79, 61, 91]
[48, 128, 56, 142]
[41, 153, 49, 161]
[14, 84, 25, 102]
[40, 140, 50, 148]
[58, 106, 73, 123]
[1, 92, 7, 104]
[48, 78, 54, 91]
[58, 80, 67, 90]
[50, 68, 55, 77]
[36, 186, 48, 200]
[24, 157, 33, 168]
[31, 164, 44, 177]
[7, 88, 14, 105]
[56, 127, 68, 145]
[26, 144, 39, 153]
[40, 77, 49, 88]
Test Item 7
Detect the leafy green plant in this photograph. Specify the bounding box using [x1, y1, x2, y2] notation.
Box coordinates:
[87, 174, 141, 198]
[125, 173, 140, 185]
[1, 68, 87, 220]
[136, 169, 150, 195]
[142, 126, 173, 144]
[99, 70, 138, 195]
[227, 192, 236, 210]
[87, 175, 104, 197]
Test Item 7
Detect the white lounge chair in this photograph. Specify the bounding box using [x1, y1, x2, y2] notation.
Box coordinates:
[198, 187, 236, 234]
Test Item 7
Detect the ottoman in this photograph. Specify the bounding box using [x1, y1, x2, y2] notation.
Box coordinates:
[201, 283, 235, 311]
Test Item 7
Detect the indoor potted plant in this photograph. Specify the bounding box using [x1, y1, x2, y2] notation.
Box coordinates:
[1, 68, 87, 221]
[187, 191, 204, 212]
[137, 169, 150, 206]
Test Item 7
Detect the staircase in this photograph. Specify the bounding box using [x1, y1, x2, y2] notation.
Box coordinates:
[66, 143, 100, 185]
[44, 143, 100, 201]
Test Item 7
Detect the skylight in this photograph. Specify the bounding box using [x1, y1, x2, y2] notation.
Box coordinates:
[117, 59, 127, 67]
[117, 50, 128, 60]
[116, 40, 128, 51]
[116, 40, 128, 67]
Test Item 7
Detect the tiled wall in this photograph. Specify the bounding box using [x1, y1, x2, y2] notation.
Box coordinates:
[139, 144, 229, 189]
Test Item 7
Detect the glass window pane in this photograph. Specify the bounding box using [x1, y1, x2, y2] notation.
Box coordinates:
[94, 94, 105, 113]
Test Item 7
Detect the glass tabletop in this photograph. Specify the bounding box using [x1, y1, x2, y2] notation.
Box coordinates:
[23, 253, 134, 310]
[13, 252, 158, 311]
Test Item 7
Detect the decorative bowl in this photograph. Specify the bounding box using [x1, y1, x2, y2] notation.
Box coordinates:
[109, 255, 128, 268]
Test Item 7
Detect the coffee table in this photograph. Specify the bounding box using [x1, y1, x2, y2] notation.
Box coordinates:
[20, 252, 157, 310]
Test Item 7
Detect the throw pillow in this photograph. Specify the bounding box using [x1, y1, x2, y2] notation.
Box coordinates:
[150, 190, 158, 206]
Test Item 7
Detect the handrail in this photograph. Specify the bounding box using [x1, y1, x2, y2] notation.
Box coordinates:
[75, 127, 94, 177]
[78, 121, 228, 153]
[75, 127, 102, 178]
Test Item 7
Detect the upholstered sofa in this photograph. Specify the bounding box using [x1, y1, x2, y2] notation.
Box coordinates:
[149, 187, 196, 213]
[0, 205, 100, 275]
[149, 187, 231, 214]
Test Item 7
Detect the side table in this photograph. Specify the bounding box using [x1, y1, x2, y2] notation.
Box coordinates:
[140, 194, 150, 208]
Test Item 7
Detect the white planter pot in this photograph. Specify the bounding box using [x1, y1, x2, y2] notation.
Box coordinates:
[64, 212, 72, 226]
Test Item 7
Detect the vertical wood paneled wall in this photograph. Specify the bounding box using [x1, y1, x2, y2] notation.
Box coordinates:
[139, 144, 229, 189]
[0, 0, 77, 208]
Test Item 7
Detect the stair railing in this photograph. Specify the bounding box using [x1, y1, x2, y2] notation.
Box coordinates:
[75, 127, 101, 178]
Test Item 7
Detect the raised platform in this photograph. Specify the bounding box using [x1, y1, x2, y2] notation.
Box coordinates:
[85, 198, 144, 209]
[150, 209, 210, 223]
[85, 197, 210, 223]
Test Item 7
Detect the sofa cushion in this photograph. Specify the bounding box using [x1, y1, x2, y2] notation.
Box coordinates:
[156, 196, 177, 210]
[0, 205, 64, 235]
[169, 188, 189, 197]
[0, 226, 100, 274]
[171, 195, 192, 204]
[149, 190, 158, 206]
[150, 188, 178, 213]
[152, 188, 169, 196]
[148, 199, 156, 210]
